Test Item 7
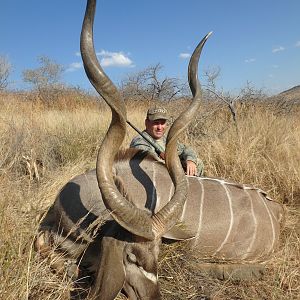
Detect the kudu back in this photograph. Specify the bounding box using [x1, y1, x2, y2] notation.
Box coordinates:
[35, 0, 283, 298]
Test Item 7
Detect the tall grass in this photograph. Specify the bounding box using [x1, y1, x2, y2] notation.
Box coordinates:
[0, 93, 299, 299]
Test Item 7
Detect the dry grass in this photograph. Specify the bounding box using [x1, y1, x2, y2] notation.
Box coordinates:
[0, 92, 299, 300]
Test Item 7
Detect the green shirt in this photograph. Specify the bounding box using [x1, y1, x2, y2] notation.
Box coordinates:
[130, 131, 198, 164]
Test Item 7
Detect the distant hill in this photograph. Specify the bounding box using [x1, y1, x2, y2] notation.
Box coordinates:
[268, 85, 300, 104]
[279, 85, 300, 94]
[277, 85, 300, 101]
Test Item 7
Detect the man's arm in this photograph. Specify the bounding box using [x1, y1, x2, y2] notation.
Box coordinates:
[177, 142, 198, 163]
[177, 142, 199, 176]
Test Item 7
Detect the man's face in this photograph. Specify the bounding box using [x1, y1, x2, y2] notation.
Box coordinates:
[145, 119, 167, 140]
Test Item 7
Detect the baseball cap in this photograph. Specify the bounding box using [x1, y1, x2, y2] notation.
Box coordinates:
[146, 107, 169, 121]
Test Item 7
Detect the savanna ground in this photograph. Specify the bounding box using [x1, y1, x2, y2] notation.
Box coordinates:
[0, 91, 299, 300]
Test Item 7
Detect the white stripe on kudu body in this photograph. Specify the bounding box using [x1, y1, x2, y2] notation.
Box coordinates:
[243, 189, 258, 260]
[213, 182, 234, 256]
[195, 179, 205, 244]
[258, 191, 276, 252]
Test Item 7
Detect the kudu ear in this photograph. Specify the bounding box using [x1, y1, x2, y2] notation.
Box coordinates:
[91, 236, 126, 300]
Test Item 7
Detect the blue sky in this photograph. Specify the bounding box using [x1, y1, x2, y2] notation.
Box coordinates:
[1, 0, 300, 95]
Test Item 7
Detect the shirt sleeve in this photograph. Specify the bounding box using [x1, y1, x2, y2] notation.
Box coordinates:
[130, 135, 156, 155]
[177, 142, 198, 164]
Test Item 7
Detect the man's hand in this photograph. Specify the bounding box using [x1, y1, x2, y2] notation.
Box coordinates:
[186, 160, 197, 176]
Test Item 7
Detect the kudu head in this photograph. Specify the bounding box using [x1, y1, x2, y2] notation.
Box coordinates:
[80, 0, 211, 298]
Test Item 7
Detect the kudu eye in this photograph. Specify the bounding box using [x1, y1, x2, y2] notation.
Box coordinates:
[127, 253, 137, 264]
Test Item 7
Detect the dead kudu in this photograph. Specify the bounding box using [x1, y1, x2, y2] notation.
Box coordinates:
[34, 0, 283, 299]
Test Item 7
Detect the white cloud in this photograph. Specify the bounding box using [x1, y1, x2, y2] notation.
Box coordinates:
[272, 46, 285, 53]
[179, 53, 191, 59]
[295, 41, 300, 47]
[66, 62, 83, 72]
[245, 58, 256, 63]
[75, 52, 81, 57]
[272, 64, 279, 69]
[96, 50, 134, 67]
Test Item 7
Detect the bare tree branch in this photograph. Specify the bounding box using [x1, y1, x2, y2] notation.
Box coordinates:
[121, 63, 187, 102]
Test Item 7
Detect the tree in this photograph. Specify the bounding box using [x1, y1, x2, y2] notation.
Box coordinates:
[0, 55, 12, 91]
[203, 66, 239, 133]
[201, 67, 268, 137]
[121, 63, 188, 102]
[22, 56, 65, 102]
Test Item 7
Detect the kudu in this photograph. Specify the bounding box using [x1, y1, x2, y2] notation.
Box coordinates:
[35, 0, 283, 299]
